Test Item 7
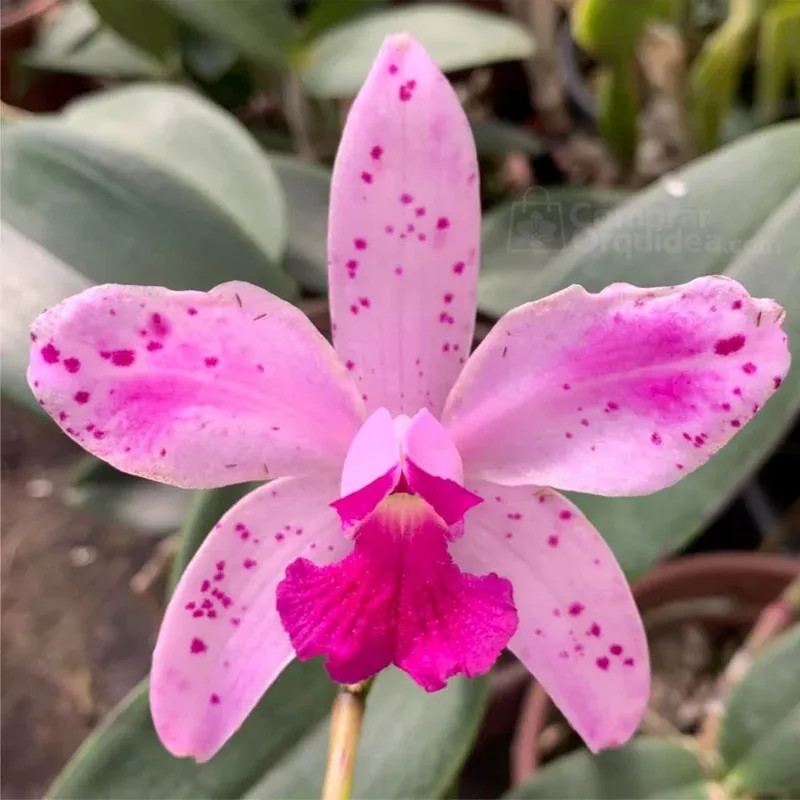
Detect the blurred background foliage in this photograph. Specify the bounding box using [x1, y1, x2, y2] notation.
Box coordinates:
[1, 0, 798, 798]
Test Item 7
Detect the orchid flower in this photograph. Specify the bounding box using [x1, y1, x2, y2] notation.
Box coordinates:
[28, 35, 789, 764]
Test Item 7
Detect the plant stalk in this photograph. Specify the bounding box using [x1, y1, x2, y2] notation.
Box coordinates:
[321, 680, 372, 800]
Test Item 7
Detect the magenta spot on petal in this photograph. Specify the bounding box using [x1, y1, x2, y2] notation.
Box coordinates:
[596, 656, 610, 670]
[370, 145, 383, 160]
[354, 238, 367, 250]
[714, 334, 746, 355]
[742, 362, 757, 374]
[610, 644, 623, 655]
[547, 535, 559, 547]
[190, 638, 207, 654]
[731, 419, 741, 428]
[111, 350, 135, 367]
[507, 512, 522, 521]
[41, 343, 60, 363]
[201, 579, 210, 592]
[731, 300, 742, 310]
[559, 510, 572, 520]
[624, 657, 635, 666]
[210, 693, 220, 705]
[562, 383, 571, 391]
[388, 64, 398, 75]
[607, 401, 619, 411]
[453, 261, 465, 275]
[150, 313, 170, 338]
[63, 357, 80, 373]
[733, 387, 742, 396]
[568, 602, 585, 616]
[159, 448, 166, 457]
[361, 171, 373, 184]
[721, 402, 732, 411]
[774, 376, 783, 389]
[399, 85, 412, 102]
[588, 622, 601, 637]
[415, 207, 425, 217]
[74, 391, 90, 405]
[205, 357, 219, 368]
[400, 193, 413, 204]
[243, 558, 257, 569]
[580, 418, 589, 427]
[188, 307, 198, 316]
[147, 341, 163, 352]
[436, 217, 450, 230]
[651, 432, 662, 445]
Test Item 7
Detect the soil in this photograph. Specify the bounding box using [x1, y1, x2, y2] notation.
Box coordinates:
[1, 400, 160, 800]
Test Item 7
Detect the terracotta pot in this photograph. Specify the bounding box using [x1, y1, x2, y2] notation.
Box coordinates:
[510, 551, 800, 784]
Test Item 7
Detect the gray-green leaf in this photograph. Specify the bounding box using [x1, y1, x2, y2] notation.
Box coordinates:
[300, 3, 535, 98]
[62, 84, 288, 264]
[720, 624, 800, 796]
[504, 737, 709, 799]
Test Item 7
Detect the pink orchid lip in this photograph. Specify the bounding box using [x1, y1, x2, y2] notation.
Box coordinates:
[330, 407, 482, 531]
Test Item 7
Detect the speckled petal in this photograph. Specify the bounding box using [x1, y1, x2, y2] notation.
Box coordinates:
[450, 481, 649, 751]
[28, 282, 365, 488]
[443, 277, 790, 495]
[150, 476, 349, 762]
[328, 35, 480, 417]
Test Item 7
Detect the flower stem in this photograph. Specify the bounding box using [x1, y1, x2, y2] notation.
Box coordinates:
[321, 680, 372, 800]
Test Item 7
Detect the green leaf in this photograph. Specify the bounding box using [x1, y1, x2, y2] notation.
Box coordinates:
[301, 0, 386, 42]
[23, 0, 166, 77]
[300, 3, 535, 98]
[167, 483, 258, 597]
[62, 84, 288, 263]
[1, 120, 294, 294]
[246, 669, 487, 799]
[155, 0, 295, 71]
[477, 123, 800, 577]
[755, 1, 800, 125]
[67, 457, 192, 537]
[0, 223, 89, 412]
[505, 737, 708, 799]
[479, 187, 629, 318]
[49, 663, 485, 798]
[89, 0, 178, 61]
[687, 0, 760, 153]
[269, 152, 331, 293]
[49, 662, 337, 800]
[720, 624, 800, 796]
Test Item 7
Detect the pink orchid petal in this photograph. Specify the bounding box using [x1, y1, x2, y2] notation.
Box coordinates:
[328, 34, 480, 417]
[28, 282, 364, 488]
[277, 494, 517, 690]
[332, 407, 402, 528]
[340, 407, 401, 496]
[451, 481, 649, 751]
[402, 407, 464, 482]
[404, 459, 483, 527]
[150, 476, 350, 762]
[443, 277, 790, 495]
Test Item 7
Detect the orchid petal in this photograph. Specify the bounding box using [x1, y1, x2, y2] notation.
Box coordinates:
[28, 282, 365, 488]
[332, 407, 402, 528]
[451, 481, 649, 751]
[443, 277, 790, 495]
[150, 476, 349, 761]
[328, 34, 480, 417]
[278, 494, 516, 690]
